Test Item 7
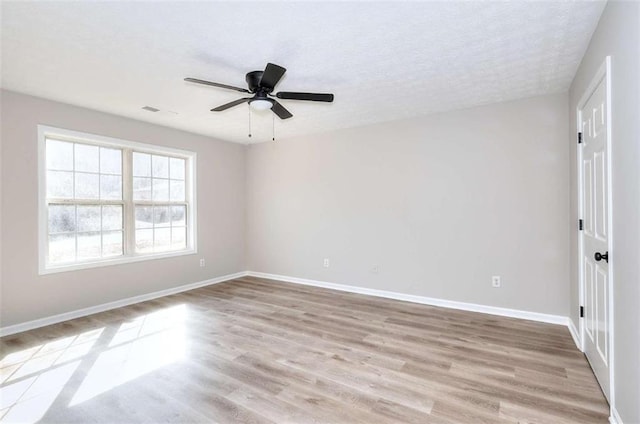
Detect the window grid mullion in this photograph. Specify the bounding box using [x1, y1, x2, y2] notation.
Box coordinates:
[100, 205, 104, 257]
[186, 159, 191, 247]
[98, 147, 101, 201]
[48, 199, 125, 206]
[132, 201, 187, 206]
[168, 157, 172, 202]
[74, 205, 78, 262]
[123, 148, 135, 256]
[152, 205, 156, 253]
[72, 142, 76, 201]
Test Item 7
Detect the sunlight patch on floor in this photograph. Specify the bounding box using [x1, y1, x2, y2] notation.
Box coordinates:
[69, 304, 187, 406]
[0, 361, 80, 423]
[0, 328, 104, 424]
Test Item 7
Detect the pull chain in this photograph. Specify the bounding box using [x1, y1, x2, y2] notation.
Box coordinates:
[247, 104, 252, 141]
[272, 113, 276, 142]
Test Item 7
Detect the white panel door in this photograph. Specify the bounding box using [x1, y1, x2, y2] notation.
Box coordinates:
[580, 74, 610, 400]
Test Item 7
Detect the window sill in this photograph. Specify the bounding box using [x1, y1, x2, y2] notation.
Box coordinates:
[39, 249, 197, 275]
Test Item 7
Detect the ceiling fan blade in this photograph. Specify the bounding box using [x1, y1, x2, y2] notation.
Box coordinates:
[271, 100, 293, 119]
[259, 63, 286, 90]
[211, 97, 252, 112]
[275, 92, 334, 102]
[185, 78, 249, 93]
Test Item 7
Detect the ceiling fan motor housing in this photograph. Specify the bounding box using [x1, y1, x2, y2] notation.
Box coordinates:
[246, 71, 265, 93]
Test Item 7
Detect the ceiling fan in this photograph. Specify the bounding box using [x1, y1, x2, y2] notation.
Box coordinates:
[185, 63, 334, 120]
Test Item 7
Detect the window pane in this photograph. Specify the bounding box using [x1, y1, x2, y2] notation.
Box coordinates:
[47, 171, 74, 198]
[171, 227, 186, 250]
[152, 155, 169, 178]
[75, 173, 99, 199]
[169, 180, 185, 202]
[77, 232, 101, 260]
[100, 147, 122, 175]
[102, 206, 123, 231]
[49, 205, 76, 233]
[133, 177, 151, 201]
[75, 144, 99, 173]
[49, 233, 75, 263]
[103, 231, 123, 257]
[77, 206, 101, 232]
[133, 152, 151, 177]
[171, 206, 186, 227]
[135, 229, 153, 253]
[152, 178, 169, 201]
[154, 228, 171, 252]
[100, 175, 122, 200]
[170, 158, 185, 180]
[46, 140, 73, 170]
[154, 206, 170, 228]
[135, 206, 153, 229]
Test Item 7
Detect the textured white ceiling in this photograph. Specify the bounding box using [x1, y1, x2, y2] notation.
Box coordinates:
[1, 1, 605, 144]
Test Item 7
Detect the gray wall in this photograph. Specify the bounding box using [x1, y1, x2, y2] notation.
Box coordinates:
[0, 91, 3, 312]
[0, 90, 246, 327]
[569, 1, 640, 422]
[247, 93, 570, 316]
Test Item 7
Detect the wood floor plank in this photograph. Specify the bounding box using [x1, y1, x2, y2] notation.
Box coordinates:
[0, 277, 609, 423]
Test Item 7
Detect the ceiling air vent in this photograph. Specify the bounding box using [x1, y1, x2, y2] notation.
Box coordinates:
[142, 106, 160, 112]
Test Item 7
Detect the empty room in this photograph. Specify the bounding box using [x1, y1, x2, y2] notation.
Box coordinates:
[0, 1, 638, 423]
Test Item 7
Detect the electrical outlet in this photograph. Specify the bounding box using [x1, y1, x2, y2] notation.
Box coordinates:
[323, 258, 330, 268]
[200, 259, 206, 267]
[492, 276, 501, 288]
[371, 265, 379, 274]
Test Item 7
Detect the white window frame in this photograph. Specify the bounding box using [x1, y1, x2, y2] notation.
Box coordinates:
[38, 125, 197, 275]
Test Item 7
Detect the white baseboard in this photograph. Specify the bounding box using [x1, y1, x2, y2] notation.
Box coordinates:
[0, 271, 248, 337]
[246, 272, 569, 326]
[568, 318, 582, 350]
[1, 270, 572, 339]
[609, 406, 623, 424]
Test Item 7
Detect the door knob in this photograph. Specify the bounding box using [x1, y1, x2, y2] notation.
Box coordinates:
[594, 251, 609, 263]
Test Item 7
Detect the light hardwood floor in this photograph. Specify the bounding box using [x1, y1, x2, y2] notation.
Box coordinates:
[1, 276, 609, 423]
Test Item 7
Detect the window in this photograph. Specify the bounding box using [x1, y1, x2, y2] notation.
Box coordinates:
[132, 152, 187, 253]
[39, 126, 197, 274]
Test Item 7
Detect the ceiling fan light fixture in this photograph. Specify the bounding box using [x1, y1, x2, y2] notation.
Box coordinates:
[250, 99, 273, 111]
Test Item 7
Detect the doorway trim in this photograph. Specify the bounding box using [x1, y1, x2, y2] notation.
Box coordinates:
[576, 55, 614, 410]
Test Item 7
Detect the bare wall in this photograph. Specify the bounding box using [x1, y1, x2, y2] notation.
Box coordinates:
[0, 90, 246, 327]
[0, 91, 3, 311]
[568, 1, 640, 422]
[247, 93, 570, 316]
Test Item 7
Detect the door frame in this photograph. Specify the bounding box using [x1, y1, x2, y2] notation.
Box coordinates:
[576, 56, 614, 405]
